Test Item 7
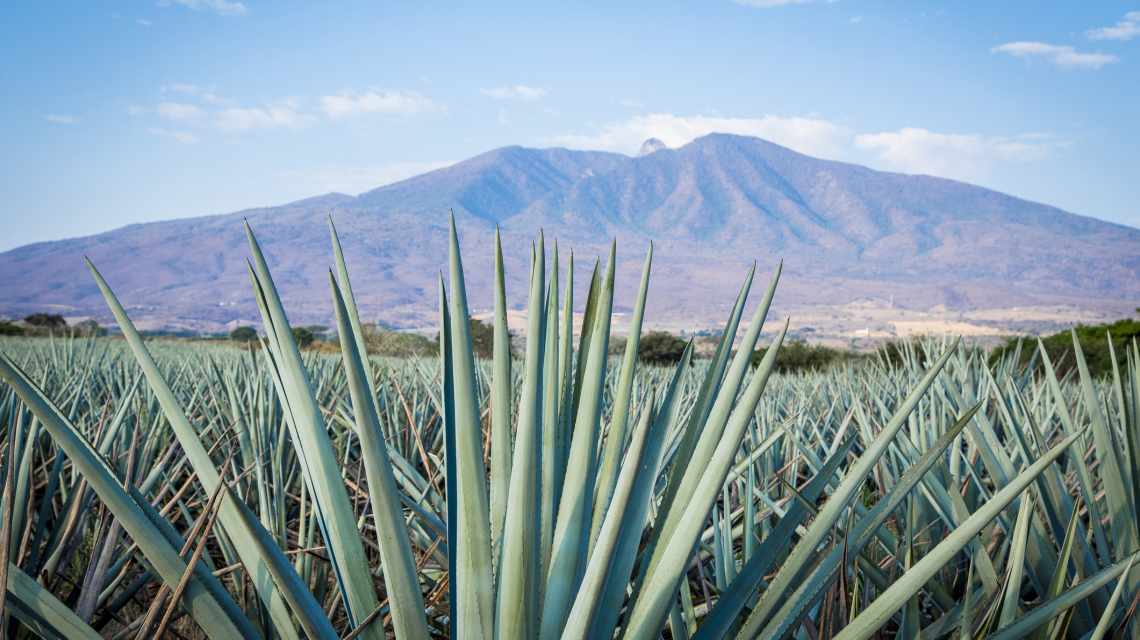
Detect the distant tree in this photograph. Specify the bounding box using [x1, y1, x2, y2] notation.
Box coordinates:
[292, 327, 316, 348]
[433, 319, 511, 360]
[990, 317, 1140, 378]
[0, 321, 24, 336]
[302, 325, 329, 338]
[638, 331, 687, 365]
[73, 319, 107, 337]
[230, 326, 258, 342]
[24, 313, 66, 329]
[751, 340, 847, 373]
[362, 324, 438, 358]
[468, 319, 497, 359]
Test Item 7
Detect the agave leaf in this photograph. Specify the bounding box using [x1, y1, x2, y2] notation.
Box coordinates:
[653, 264, 755, 530]
[560, 402, 658, 640]
[643, 263, 781, 586]
[4, 562, 101, 640]
[998, 490, 1035, 627]
[245, 222, 381, 635]
[832, 428, 1085, 640]
[736, 339, 961, 638]
[695, 429, 857, 640]
[990, 551, 1140, 640]
[490, 228, 513, 561]
[1037, 341, 1112, 565]
[438, 274, 460, 638]
[624, 318, 789, 639]
[1089, 554, 1134, 640]
[588, 344, 693, 640]
[540, 242, 616, 638]
[1071, 330, 1139, 556]
[86, 258, 306, 640]
[539, 242, 562, 585]
[0, 355, 257, 640]
[495, 235, 546, 638]
[590, 243, 652, 545]
[756, 398, 972, 640]
[959, 562, 975, 640]
[331, 271, 430, 639]
[443, 215, 495, 639]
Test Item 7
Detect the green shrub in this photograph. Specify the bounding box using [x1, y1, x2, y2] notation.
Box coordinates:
[73, 319, 107, 337]
[24, 313, 66, 329]
[362, 325, 438, 358]
[751, 339, 848, 373]
[0, 321, 24, 336]
[230, 326, 259, 342]
[291, 326, 316, 348]
[638, 331, 687, 365]
[990, 316, 1140, 377]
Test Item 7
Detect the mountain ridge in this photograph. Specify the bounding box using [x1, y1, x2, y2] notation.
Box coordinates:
[1, 133, 1137, 333]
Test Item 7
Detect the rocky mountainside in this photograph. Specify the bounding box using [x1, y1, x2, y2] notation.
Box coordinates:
[1, 133, 1137, 333]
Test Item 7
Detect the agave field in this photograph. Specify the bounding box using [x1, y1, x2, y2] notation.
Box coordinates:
[0, 217, 1138, 639]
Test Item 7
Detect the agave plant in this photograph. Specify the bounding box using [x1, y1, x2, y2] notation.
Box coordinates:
[0, 215, 1137, 639]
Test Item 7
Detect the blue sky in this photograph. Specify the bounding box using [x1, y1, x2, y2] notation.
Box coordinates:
[2, 1, 1139, 250]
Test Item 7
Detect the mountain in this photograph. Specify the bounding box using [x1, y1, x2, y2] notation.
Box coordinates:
[1, 133, 1137, 334]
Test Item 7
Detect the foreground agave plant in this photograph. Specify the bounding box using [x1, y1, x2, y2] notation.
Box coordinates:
[0, 215, 1137, 639]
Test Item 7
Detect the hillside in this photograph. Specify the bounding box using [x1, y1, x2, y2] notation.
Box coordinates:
[1, 133, 1137, 334]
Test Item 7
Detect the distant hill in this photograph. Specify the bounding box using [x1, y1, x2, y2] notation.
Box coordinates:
[1, 133, 1137, 333]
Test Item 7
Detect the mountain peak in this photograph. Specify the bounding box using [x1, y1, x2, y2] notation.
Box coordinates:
[1, 131, 1137, 332]
[638, 138, 668, 156]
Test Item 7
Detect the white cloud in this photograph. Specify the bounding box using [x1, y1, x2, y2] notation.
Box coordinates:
[137, 18, 153, 26]
[1087, 11, 1140, 41]
[215, 100, 313, 131]
[550, 113, 851, 158]
[320, 90, 444, 118]
[44, 114, 79, 125]
[280, 161, 456, 195]
[158, 0, 247, 16]
[991, 41, 1118, 69]
[849, 15, 863, 24]
[854, 128, 1059, 183]
[161, 83, 225, 104]
[552, 112, 1061, 185]
[156, 101, 205, 122]
[480, 85, 547, 101]
[147, 127, 198, 144]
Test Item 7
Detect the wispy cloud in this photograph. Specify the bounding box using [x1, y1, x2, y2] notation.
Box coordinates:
[215, 100, 313, 131]
[550, 113, 851, 158]
[136, 18, 153, 26]
[147, 127, 198, 144]
[44, 114, 79, 125]
[161, 83, 225, 104]
[157, 0, 247, 17]
[156, 101, 205, 122]
[320, 90, 444, 118]
[854, 128, 1061, 183]
[552, 112, 1060, 185]
[134, 85, 443, 141]
[480, 85, 547, 101]
[991, 41, 1117, 69]
[1087, 11, 1140, 41]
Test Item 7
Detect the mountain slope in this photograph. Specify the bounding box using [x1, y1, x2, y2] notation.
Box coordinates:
[1, 133, 1137, 332]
